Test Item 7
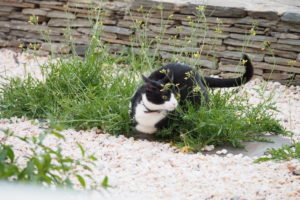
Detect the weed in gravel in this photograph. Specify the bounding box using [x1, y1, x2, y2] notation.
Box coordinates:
[156, 88, 288, 150]
[255, 142, 300, 162]
[0, 128, 106, 189]
[0, 42, 138, 135]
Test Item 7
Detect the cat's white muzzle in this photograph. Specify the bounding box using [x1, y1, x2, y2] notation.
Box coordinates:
[164, 97, 178, 111]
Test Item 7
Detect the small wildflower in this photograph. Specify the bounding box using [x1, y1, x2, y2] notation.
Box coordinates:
[216, 17, 223, 24]
[28, 15, 39, 25]
[196, 5, 206, 12]
[185, 71, 193, 78]
[137, 5, 144, 12]
[193, 86, 201, 92]
[261, 41, 271, 50]
[241, 59, 248, 65]
[135, 19, 143, 26]
[263, 41, 271, 48]
[159, 69, 167, 74]
[249, 27, 256, 36]
[179, 146, 193, 153]
[156, 5, 163, 10]
[193, 51, 201, 59]
[215, 27, 223, 34]
[287, 60, 296, 67]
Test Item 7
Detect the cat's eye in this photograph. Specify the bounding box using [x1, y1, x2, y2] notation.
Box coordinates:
[162, 95, 168, 100]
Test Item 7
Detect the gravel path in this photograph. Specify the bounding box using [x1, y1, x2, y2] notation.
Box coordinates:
[0, 48, 300, 199]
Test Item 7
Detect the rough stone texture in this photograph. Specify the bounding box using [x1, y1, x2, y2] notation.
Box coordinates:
[0, 0, 300, 84]
[46, 11, 76, 19]
[264, 56, 300, 67]
[40, 43, 71, 54]
[281, 11, 300, 24]
[22, 8, 48, 16]
[207, 136, 291, 157]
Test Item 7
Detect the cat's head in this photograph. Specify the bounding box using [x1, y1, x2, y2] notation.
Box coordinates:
[141, 75, 178, 111]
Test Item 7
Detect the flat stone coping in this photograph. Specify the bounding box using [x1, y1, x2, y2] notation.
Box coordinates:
[154, 0, 300, 15]
[206, 135, 291, 157]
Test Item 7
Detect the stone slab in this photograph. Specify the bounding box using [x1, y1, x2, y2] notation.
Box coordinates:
[46, 11, 76, 19]
[102, 25, 133, 36]
[205, 135, 291, 157]
[22, 8, 48, 16]
[40, 42, 71, 54]
[262, 73, 294, 80]
[48, 19, 92, 27]
[216, 50, 264, 62]
[271, 43, 300, 53]
[264, 56, 300, 67]
[253, 62, 300, 74]
[281, 11, 300, 24]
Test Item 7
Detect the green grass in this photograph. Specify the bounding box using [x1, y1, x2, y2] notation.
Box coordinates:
[156, 88, 287, 150]
[0, 43, 138, 135]
[0, 39, 288, 150]
[255, 142, 300, 162]
[0, 6, 290, 151]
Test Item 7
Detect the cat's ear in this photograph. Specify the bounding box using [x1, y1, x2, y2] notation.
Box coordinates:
[141, 74, 150, 83]
[142, 74, 157, 90]
[162, 73, 174, 83]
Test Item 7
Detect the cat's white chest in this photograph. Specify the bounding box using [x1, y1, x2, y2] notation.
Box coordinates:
[134, 103, 167, 134]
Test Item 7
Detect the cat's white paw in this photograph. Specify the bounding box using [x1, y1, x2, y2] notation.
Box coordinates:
[135, 124, 157, 134]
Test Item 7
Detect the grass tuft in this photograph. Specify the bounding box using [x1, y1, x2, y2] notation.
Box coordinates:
[255, 142, 300, 162]
[0, 9, 289, 150]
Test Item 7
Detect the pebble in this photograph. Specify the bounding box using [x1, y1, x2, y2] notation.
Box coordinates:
[292, 170, 300, 176]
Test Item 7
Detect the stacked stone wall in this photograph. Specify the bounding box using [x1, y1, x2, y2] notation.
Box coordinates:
[0, 0, 300, 84]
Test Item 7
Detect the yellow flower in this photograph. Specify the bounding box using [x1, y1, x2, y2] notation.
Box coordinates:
[216, 17, 223, 24]
[168, 14, 174, 19]
[215, 27, 223, 34]
[28, 15, 39, 25]
[137, 5, 143, 12]
[249, 28, 256, 36]
[196, 5, 206, 12]
[241, 59, 248, 65]
[179, 146, 193, 153]
[288, 60, 296, 66]
[193, 52, 201, 59]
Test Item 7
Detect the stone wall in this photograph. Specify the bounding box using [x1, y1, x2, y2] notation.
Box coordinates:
[0, 0, 300, 85]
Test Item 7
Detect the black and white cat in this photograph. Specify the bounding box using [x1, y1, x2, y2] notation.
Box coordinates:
[130, 54, 254, 134]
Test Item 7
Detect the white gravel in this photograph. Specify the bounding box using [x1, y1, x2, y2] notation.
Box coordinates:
[1, 48, 300, 200]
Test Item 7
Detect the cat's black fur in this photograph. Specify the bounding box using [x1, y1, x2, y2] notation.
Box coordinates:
[130, 54, 254, 134]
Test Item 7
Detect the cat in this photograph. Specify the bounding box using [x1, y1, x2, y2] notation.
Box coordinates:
[130, 54, 253, 134]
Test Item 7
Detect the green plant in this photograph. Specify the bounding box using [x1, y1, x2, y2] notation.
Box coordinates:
[155, 87, 288, 150]
[255, 142, 300, 162]
[0, 129, 107, 189]
[0, 6, 289, 151]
